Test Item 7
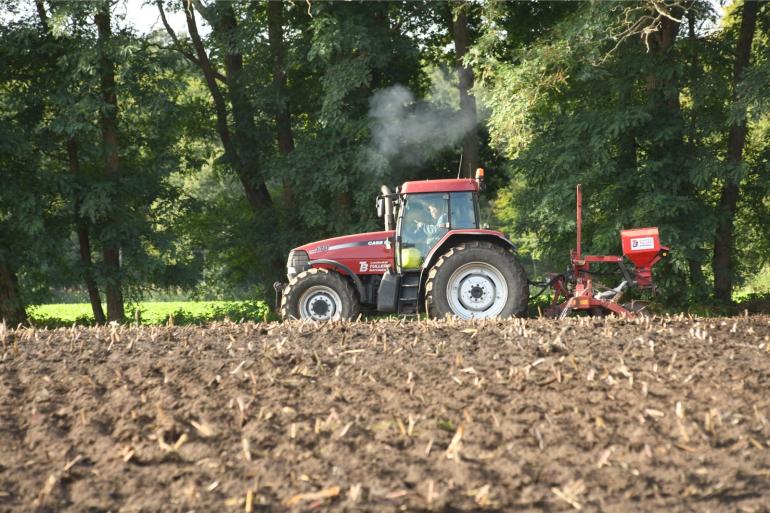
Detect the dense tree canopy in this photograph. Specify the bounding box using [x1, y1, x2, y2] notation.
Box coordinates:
[1, 0, 768, 323]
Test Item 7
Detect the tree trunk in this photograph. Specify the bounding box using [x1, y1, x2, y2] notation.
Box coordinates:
[182, 5, 236, 160]
[95, 3, 125, 322]
[712, 1, 759, 302]
[177, 2, 282, 284]
[689, 259, 705, 290]
[34, 0, 48, 30]
[617, 81, 638, 175]
[684, 9, 707, 294]
[267, 2, 294, 156]
[182, 2, 275, 216]
[0, 257, 27, 327]
[686, 9, 699, 149]
[67, 139, 106, 324]
[642, 10, 701, 303]
[37, 0, 109, 321]
[645, 15, 683, 143]
[266, 1, 296, 208]
[451, 2, 479, 178]
[217, 1, 274, 213]
[215, 1, 282, 281]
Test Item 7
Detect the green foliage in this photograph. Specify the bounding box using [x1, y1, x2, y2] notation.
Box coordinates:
[2, 0, 769, 321]
[284, 2, 426, 238]
[480, 0, 769, 305]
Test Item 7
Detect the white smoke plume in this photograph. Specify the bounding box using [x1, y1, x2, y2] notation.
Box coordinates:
[368, 84, 475, 169]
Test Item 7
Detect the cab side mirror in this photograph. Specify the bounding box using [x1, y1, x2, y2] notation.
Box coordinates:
[376, 196, 384, 218]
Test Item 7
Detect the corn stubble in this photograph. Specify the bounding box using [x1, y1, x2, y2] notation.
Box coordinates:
[2, 315, 770, 512]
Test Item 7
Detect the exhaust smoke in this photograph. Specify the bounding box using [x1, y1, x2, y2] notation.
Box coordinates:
[368, 84, 476, 169]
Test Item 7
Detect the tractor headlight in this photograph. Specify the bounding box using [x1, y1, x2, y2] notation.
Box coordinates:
[287, 250, 309, 279]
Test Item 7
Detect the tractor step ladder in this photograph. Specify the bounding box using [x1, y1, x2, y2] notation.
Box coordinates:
[398, 271, 420, 314]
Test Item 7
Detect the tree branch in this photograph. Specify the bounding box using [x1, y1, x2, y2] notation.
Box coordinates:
[35, 0, 50, 33]
[156, 0, 226, 84]
[593, 0, 688, 65]
[183, 0, 233, 156]
[157, 1, 197, 62]
[190, 0, 215, 24]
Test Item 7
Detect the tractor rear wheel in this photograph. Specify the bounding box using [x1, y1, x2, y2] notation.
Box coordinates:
[281, 268, 359, 321]
[425, 241, 528, 319]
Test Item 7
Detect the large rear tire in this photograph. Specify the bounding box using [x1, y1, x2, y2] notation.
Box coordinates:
[281, 268, 360, 321]
[425, 241, 528, 319]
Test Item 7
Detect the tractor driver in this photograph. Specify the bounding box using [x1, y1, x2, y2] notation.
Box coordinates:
[411, 197, 448, 251]
[415, 203, 447, 236]
[401, 194, 449, 259]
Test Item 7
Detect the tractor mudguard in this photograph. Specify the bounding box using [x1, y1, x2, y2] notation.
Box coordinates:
[308, 259, 366, 300]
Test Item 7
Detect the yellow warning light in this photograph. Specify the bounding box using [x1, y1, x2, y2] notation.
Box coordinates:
[475, 168, 485, 180]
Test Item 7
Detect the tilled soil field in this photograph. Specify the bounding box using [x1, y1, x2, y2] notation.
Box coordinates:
[1, 316, 770, 513]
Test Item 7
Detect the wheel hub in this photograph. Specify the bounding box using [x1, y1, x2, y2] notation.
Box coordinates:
[299, 285, 341, 321]
[309, 296, 331, 317]
[458, 274, 495, 311]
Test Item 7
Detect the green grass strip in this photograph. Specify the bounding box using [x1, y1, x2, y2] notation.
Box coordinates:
[28, 300, 271, 328]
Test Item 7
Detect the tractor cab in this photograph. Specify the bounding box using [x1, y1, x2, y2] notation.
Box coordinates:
[380, 177, 481, 273]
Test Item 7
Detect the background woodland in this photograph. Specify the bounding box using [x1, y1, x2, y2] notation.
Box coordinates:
[1, 0, 768, 324]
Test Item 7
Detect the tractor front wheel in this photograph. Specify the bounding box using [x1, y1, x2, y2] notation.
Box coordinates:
[425, 241, 528, 319]
[281, 268, 359, 321]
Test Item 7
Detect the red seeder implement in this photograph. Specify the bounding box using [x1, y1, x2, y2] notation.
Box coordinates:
[545, 185, 669, 319]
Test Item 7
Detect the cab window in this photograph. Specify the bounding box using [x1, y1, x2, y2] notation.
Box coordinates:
[450, 192, 478, 229]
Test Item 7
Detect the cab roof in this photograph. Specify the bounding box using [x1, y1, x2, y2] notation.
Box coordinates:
[400, 178, 478, 194]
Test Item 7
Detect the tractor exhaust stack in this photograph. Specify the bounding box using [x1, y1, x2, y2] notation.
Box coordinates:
[380, 185, 395, 231]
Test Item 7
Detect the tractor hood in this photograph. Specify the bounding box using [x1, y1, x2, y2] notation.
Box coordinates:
[295, 230, 395, 260]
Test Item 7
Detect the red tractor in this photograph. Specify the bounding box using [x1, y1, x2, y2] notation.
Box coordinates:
[277, 175, 669, 321]
[277, 170, 530, 320]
